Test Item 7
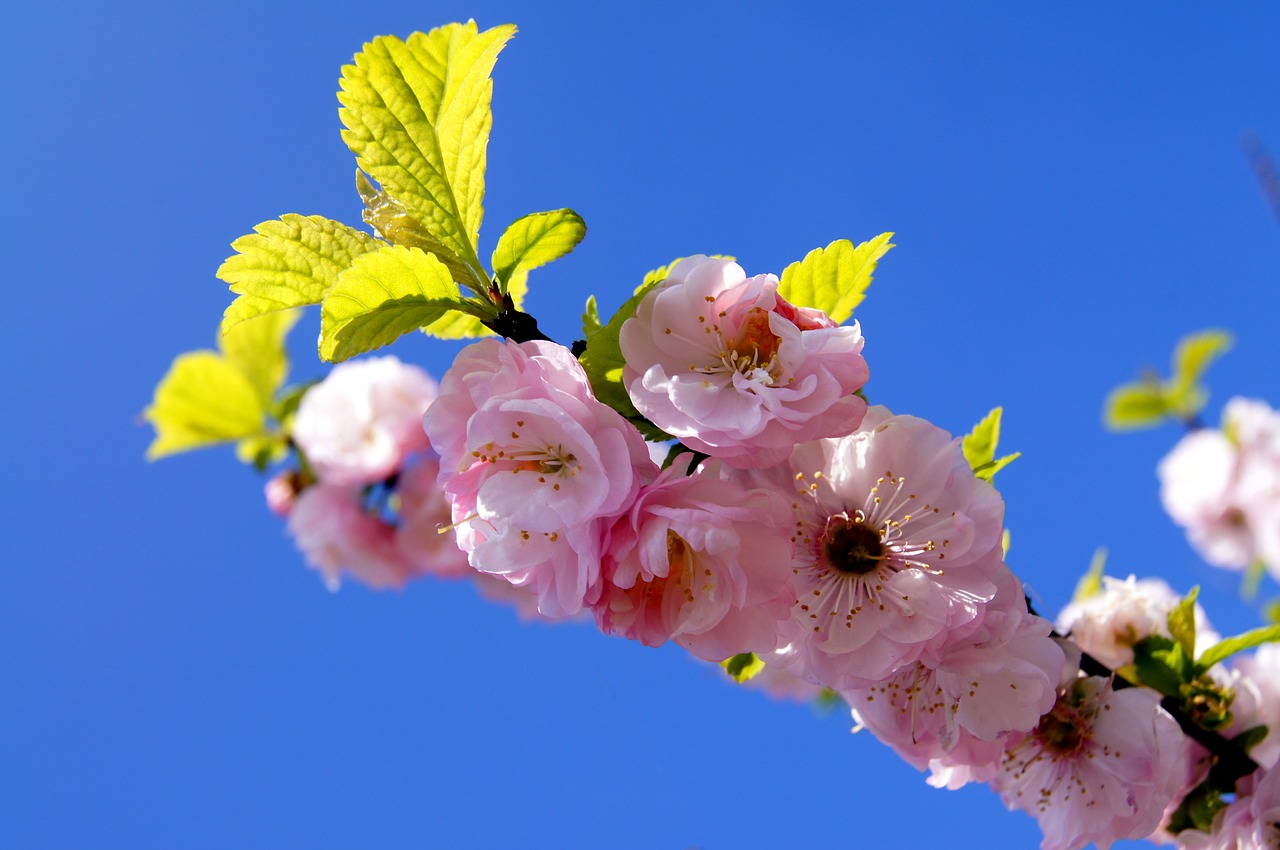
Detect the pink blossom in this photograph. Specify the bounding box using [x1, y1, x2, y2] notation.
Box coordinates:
[287, 482, 419, 590]
[994, 676, 1191, 850]
[593, 457, 796, 661]
[424, 339, 657, 617]
[620, 255, 869, 468]
[1227, 643, 1280, 771]
[1159, 429, 1256, 570]
[264, 471, 301, 517]
[846, 569, 1063, 771]
[1056, 575, 1219, 670]
[394, 456, 471, 580]
[292, 356, 436, 486]
[735, 407, 1007, 690]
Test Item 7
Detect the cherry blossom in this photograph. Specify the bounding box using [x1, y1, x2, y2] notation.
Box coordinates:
[287, 482, 419, 590]
[594, 456, 796, 661]
[424, 339, 656, 617]
[993, 676, 1190, 850]
[395, 456, 472, 580]
[737, 407, 1006, 690]
[620, 255, 869, 468]
[292, 356, 437, 486]
[1056, 574, 1219, 670]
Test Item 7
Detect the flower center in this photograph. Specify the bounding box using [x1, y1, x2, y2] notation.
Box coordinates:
[821, 514, 885, 575]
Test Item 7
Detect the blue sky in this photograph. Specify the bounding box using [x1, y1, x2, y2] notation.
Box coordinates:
[6, 2, 1280, 847]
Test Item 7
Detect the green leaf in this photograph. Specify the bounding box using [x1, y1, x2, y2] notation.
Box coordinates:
[492, 209, 586, 293]
[218, 215, 381, 334]
[1197, 624, 1280, 670]
[1265, 598, 1280, 624]
[579, 278, 666, 424]
[963, 407, 1003, 470]
[1132, 635, 1188, 697]
[721, 652, 765, 683]
[145, 351, 266, 460]
[1232, 725, 1270, 754]
[1168, 329, 1233, 414]
[972, 453, 1020, 481]
[320, 244, 471, 362]
[338, 22, 516, 291]
[1103, 380, 1169, 430]
[355, 170, 477, 291]
[1168, 586, 1200, 659]
[1072, 547, 1108, 602]
[219, 309, 301, 406]
[582, 295, 603, 340]
[1242, 558, 1267, 601]
[777, 233, 894, 325]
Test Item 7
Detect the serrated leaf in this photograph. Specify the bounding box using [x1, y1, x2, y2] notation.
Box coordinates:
[218, 215, 380, 333]
[963, 407, 1003, 470]
[1168, 586, 1200, 659]
[1073, 547, 1108, 602]
[355, 170, 478, 292]
[721, 652, 765, 683]
[219, 309, 300, 405]
[1103, 381, 1169, 430]
[777, 233, 894, 325]
[320, 244, 471, 361]
[338, 22, 515, 291]
[492, 209, 586, 293]
[145, 352, 266, 459]
[1197, 624, 1280, 670]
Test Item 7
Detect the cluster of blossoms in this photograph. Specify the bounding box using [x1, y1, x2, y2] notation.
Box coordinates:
[1160, 398, 1280, 580]
[238, 255, 1280, 850]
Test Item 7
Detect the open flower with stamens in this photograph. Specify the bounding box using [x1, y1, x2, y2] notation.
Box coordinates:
[845, 568, 1064, 773]
[424, 339, 657, 617]
[620, 255, 869, 468]
[993, 675, 1190, 850]
[736, 407, 1006, 690]
[594, 456, 796, 661]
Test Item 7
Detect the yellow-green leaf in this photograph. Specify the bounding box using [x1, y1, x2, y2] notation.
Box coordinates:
[355, 170, 478, 293]
[145, 352, 266, 459]
[721, 652, 765, 683]
[1197, 624, 1280, 670]
[219, 309, 301, 405]
[962, 407, 1003, 471]
[1073, 547, 1108, 602]
[1168, 586, 1200, 659]
[1168, 329, 1233, 419]
[1104, 381, 1169, 430]
[778, 233, 894, 324]
[492, 209, 586, 293]
[218, 214, 380, 334]
[338, 22, 515, 289]
[320, 244, 471, 361]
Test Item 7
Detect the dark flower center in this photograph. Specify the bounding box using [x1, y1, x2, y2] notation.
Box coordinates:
[822, 517, 885, 575]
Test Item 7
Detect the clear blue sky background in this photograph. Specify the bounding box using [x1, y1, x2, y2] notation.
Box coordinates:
[6, 3, 1280, 848]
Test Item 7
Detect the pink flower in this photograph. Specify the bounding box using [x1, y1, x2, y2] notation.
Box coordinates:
[287, 482, 419, 590]
[994, 676, 1191, 850]
[394, 456, 471, 580]
[736, 407, 1007, 690]
[1226, 643, 1280, 771]
[1159, 429, 1256, 570]
[292, 356, 436, 486]
[424, 339, 657, 617]
[593, 457, 796, 661]
[264, 471, 301, 517]
[1056, 575, 1219, 670]
[846, 569, 1064, 771]
[620, 255, 869, 468]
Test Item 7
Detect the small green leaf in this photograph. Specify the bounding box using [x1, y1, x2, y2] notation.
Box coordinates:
[1168, 329, 1233, 416]
[145, 352, 266, 460]
[1241, 558, 1267, 601]
[721, 652, 765, 683]
[1232, 725, 1270, 754]
[219, 309, 300, 406]
[1072, 547, 1108, 602]
[1001, 529, 1011, 557]
[777, 233, 894, 325]
[492, 209, 586, 293]
[972, 453, 1020, 481]
[320, 244, 472, 362]
[1103, 381, 1169, 430]
[579, 277, 666, 423]
[1265, 598, 1280, 624]
[338, 22, 516, 290]
[1197, 624, 1280, 670]
[355, 170, 478, 292]
[962, 407, 1003, 471]
[219, 215, 381, 333]
[582, 295, 602, 340]
[1168, 586, 1200, 659]
[1131, 635, 1186, 697]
